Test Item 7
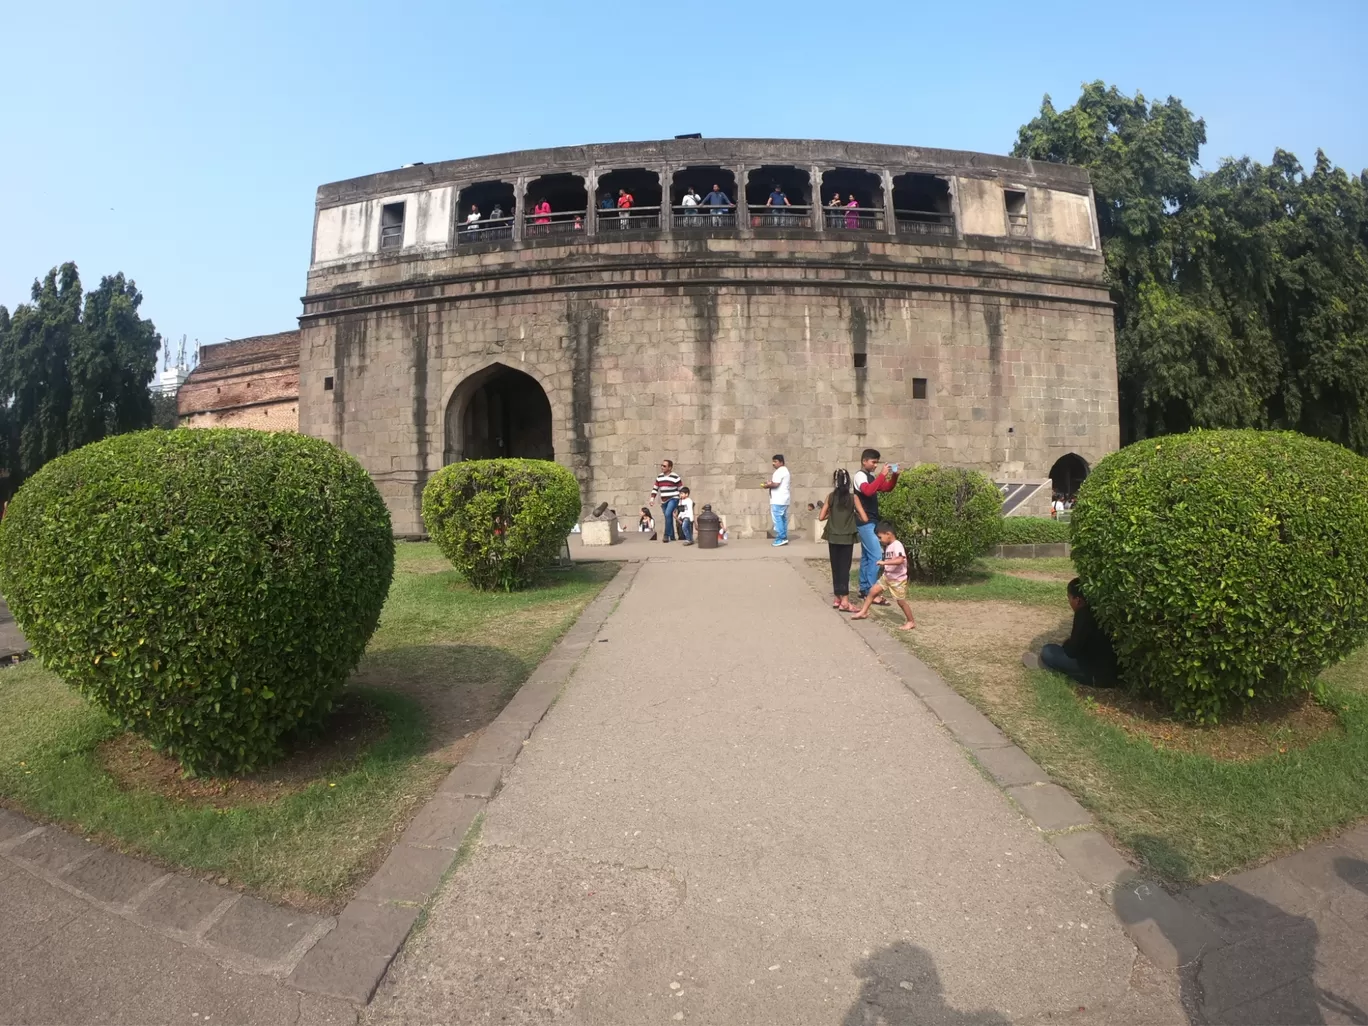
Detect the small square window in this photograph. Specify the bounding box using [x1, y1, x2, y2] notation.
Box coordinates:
[912, 377, 928, 399]
[853, 352, 867, 368]
[380, 202, 405, 250]
[324, 376, 335, 391]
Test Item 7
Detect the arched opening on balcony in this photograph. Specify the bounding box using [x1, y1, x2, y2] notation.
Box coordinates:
[446, 364, 554, 462]
[525, 173, 588, 238]
[892, 173, 954, 238]
[671, 167, 738, 229]
[595, 169, 662, 233]
[456, 180, 516, 242]
[1048, 452, 1089, 499]
[746, 167, 812, 228]
[820, 168, 884, 231]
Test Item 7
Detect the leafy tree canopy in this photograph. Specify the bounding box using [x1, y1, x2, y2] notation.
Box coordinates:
[1014, 82, 1368, 451]
[0, 263, 162, 497]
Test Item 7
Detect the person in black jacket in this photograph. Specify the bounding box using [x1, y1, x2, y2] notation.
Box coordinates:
[1033, 578, 1118, 687]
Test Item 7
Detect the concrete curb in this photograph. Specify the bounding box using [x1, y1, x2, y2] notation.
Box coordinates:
[288, 559, 643, 1005]
[787, 554, 1220, 974]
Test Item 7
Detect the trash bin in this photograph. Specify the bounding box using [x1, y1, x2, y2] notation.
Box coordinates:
[696, 505, 722, 549]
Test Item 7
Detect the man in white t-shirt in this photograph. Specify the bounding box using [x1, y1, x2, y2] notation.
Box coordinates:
[761, 453, 792, 546]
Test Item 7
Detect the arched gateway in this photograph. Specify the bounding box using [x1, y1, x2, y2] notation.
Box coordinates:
[445, 364, 554, 463]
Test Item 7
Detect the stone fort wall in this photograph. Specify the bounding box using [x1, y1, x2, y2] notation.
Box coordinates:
[300, 139, 1117, 537]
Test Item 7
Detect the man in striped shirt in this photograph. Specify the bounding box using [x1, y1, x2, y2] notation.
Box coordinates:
[649, 459, 683, 543]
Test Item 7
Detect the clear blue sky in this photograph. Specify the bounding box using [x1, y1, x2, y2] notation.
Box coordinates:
[2, 0, 1365, 365]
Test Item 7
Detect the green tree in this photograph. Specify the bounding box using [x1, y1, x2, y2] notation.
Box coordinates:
[0, 263, 162, 489]
[69, 274, 160, 445]
[1013, 83, 1368, 451]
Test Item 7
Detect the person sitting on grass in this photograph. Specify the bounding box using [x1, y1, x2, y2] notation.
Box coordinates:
[1026, 577, 1117, 686]
[850, 522, 916, 631]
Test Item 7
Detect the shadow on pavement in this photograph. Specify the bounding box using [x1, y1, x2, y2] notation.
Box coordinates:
[841, 941, 1008, 1026]
[1123, 834, 1368, 1026]
[1335, 856, 1368, 897]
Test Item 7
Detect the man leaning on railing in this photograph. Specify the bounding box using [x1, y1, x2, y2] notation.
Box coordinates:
[701, 184, 733, 226]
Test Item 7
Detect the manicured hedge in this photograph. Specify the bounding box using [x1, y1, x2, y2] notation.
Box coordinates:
[1072, 430, 1368, 721]
[999, 516, 1071, 545]
[422, 459, 580, 591]
[880, 465, 1004, 583]
[0, 429, 394, 773]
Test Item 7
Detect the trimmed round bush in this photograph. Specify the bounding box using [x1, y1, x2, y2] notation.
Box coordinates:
[422, 458, 580, 591]
[1000, 516, 1071, 545]
[1072, 430, 1368, 722]
[880, 465, 1004, 583]
[0, 429, 394, 773]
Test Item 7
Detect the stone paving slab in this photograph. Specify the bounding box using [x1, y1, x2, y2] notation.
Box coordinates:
[137, 872, 237, 933]
[972, 742, 1052, 788]
[61, 847, 170, 906]
[0, 593, 29, 660]
[1006, 783, 1095, 832]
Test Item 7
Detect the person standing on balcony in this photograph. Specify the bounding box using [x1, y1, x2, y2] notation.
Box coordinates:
[617, 188, 634, 229]
[702, 183, 732, 226]
[681, 186, 701, 223]
[766, 184, 790, 227]
[649, 459, 683, 543]
[828, 193, 844, 228]
[845, 194, 861, 230]
[534, 198, 552, 227]
[465, 204, 481, 235]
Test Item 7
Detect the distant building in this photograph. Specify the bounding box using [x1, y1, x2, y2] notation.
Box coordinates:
[177, 331, 300, 430]
[155, 366, 189, 396]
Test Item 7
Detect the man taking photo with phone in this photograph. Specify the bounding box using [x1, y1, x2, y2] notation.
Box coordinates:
[853, 449, 900, 602]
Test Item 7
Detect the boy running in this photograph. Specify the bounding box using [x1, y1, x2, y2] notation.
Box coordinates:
[850, 522, 915, 630]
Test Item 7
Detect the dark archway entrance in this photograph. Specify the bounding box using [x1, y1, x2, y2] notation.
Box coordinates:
[448, 365, 553, 462]
[1048, 453, 1089, 497]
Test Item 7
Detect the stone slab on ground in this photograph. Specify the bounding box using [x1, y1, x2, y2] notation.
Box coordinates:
[367, 559, 1186, 1024]
[0, 593, 29, 660]
[1176, 827, 1368, 1024]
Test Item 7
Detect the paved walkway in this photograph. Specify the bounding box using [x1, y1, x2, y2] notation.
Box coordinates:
[0, 593, 28, 660]
[366, 557, 1184, 1024]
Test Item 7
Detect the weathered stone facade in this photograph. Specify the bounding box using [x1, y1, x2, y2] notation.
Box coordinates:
[179, 331, 300, 431]
[300, 139, 1117, 536]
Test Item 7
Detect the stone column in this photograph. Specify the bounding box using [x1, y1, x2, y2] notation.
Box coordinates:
[811, 165, 825, 234]
[734, 166, 750, 235]
[513, 174, 527, 242]
[881, 169, 898, 237]
[948, 176, 965, 241]
[659, 163, 673, 236]
[587, 167, 599, 236]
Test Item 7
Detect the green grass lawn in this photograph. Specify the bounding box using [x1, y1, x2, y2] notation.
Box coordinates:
[0, 544, 616, 909]
[853, 554, 1368, 884]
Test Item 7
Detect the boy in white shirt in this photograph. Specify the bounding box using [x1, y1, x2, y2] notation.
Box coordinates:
[677, 487, 696, 545]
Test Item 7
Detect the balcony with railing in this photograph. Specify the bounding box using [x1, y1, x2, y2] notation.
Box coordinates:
[672, 204, 737, 229]
[457, 214, 515, 243]
[598, 205, 662, 233]
[823, 205, 886, 232]
[525, 209, 586, 237]
[895, 210, 955, 237]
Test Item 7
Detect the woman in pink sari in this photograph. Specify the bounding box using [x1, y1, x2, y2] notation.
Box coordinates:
[534, 198, 552, 226]
[844, 194, 860, 230]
